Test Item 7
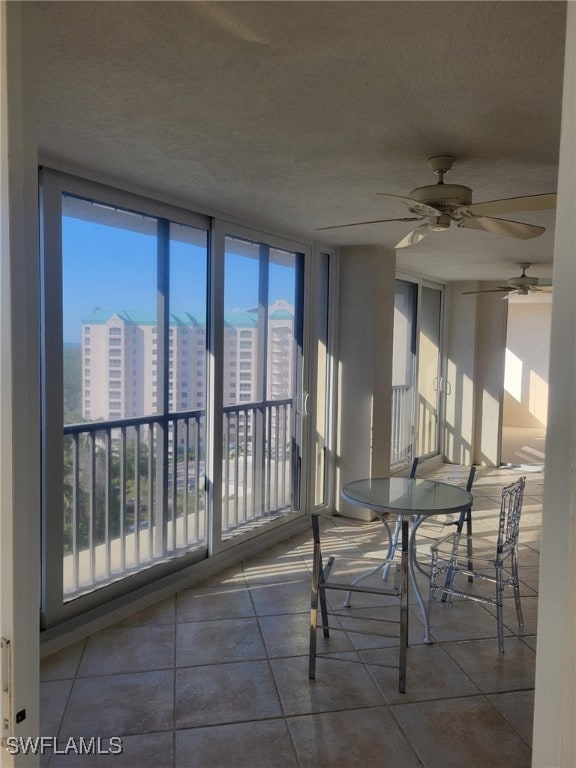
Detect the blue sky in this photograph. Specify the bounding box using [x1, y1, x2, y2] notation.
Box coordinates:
[62, 216, 295, 342]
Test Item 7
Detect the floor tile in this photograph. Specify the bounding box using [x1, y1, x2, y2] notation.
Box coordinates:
[428, 598, 510, 643]
[38, 463, 540, 768]
[49, 731, 174, 767]
[362, 642, 479, 704]
[392, 696, 532, 767]
[113, 596, 176, 628]
[248, 579, 311, 616]
[260, 611, 354, 658]
[288, 707, 421, 768]
[175, 660, 282, 728]
[521, 635, 537, 651]
[60, 670, 174, 737]
[176, 617, 266, 666]
[443, 637, 535, 693]
[270, 656, 387, 716]
[487, 689, 535, 746]
[40, 679, 73, 737]
[176, 719, 298, 768]
[41, 640, 86, 682]
[242, 556, 310, 585]
[195, 563, 247, 588]
[77, 624, 175, 676]
[176, 584, 255, 622]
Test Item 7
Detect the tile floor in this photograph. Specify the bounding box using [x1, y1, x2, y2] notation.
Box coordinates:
[41, 464, 541, 767]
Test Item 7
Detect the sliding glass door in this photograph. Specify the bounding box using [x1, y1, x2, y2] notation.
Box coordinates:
[391, 277, 445, 468]
[391, 280, 418, 467]
[416, 284, 444, 459]
[41, 171, 317, 628]
[218, 234, 305, 542]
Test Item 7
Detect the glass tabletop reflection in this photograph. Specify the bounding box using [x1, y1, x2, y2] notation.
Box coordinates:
[341, 477, 472, 516]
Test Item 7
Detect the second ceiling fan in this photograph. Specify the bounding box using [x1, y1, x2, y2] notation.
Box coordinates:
[318, 156, 556, 249]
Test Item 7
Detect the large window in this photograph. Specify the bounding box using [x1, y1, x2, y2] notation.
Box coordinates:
[41, 171, 319, 629]
[42, 172, 210, 626]
[220, 236, 303, 539]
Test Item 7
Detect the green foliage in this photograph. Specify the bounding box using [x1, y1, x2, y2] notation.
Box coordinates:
[63, 343, 82, 424]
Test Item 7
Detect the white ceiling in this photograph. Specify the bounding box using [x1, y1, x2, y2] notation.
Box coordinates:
[28, 1, 566, 283]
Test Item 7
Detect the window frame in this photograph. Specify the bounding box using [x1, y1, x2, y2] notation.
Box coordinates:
[40, 169, 210, 627]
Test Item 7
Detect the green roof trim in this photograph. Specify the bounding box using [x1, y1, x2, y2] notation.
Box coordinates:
[83, 307, 293, 327]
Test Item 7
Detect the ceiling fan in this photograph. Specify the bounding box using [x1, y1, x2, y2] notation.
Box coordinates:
[462, 263, 553, 297]
[317, 155, 556, 249]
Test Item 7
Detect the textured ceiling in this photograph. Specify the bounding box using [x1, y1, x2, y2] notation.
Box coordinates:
[28, 1, 566, 283]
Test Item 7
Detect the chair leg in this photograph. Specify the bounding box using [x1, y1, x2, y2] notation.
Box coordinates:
[465, 508, 474, 582]
[496, 567, 505, 653]
[309, 517, 323, 679]
[382, 516, 401, 580]
[511, 549, 524, 627]
[441, 532, 461, 602]
[398, 519, 409, 694]
[344, 517, 394, 606]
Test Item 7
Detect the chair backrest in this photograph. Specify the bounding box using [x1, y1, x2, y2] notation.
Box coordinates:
[409, 456, 420, 479]
[465, 465, 476, 493]
[497, 476, 526, 553]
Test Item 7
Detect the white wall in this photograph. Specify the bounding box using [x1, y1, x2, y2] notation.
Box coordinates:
[532, 3, 576, 764]
[503, 297, 551, 429]
[0, 2, 40, 763]
[444, 282, 507, 467]
[336, 245, 396, 517]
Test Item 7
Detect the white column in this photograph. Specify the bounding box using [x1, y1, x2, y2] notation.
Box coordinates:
[336, 245, 395, 517]
[0, 2, 40, 764]
[532, 3, 576, 765]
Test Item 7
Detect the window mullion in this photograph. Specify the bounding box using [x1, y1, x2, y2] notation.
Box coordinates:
[207, 221, 225, 553]
[155, 218, 170, 557]
[253, 244, 269, 518]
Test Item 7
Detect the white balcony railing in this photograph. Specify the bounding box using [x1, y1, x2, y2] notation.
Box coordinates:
[62, 399, 294, 599]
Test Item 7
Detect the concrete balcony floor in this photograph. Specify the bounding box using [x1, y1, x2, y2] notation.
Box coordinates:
[41, 464, 540, 767]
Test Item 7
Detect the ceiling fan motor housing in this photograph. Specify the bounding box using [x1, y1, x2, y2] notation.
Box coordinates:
[409, 183, 473, 212]
[509, 275, 538, 288]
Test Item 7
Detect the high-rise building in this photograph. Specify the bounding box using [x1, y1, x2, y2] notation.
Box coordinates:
[81, 301, 294, 421]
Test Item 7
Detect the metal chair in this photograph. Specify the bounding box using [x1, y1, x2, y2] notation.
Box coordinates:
[428, 476, 526, 652]
[390, 461, 476, 570]
[309, 512, 409, 693]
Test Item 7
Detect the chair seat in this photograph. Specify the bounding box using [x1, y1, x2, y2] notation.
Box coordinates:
[432, 531, 510, 566]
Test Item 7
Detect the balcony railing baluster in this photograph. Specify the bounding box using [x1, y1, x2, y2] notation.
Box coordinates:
[89, 431, 96, 585]
[242, 410, 248, 523]
[134, 424, 141, 566]
[72, 433, 80, 592]
[147, 422, 154, 560]
[183, 417, 189, 547]
[171, 419, 178, 552]
[63, 403, 290, 596]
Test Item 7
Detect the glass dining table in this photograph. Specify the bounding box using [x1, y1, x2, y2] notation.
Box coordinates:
[341, 476, 473, 644]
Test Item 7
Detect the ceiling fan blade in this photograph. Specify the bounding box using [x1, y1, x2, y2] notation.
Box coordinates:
[395, 224, 429, 249]
[457, 193, 556, 218]
[461, 287, 512, 295]
[459, 217, 545, 239]
[538, 278, 553, 287]
[316, 216, 422, 232]
[376, 193, 442, 217]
